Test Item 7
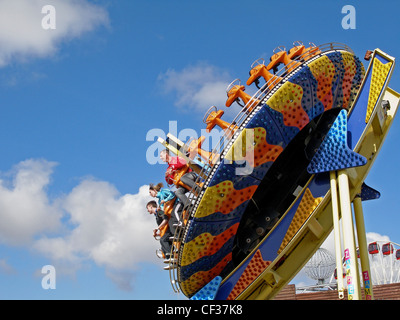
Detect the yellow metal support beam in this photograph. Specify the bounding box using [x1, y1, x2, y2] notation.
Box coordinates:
[337, 169, 360, 300]
[330, 171, 345, 299]
[353, 195, 374, 300]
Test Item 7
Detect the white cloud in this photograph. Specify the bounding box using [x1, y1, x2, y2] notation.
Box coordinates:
[0, 158, 160, 289]
[366, 232, 391, 244]
[0, 159, 61, 245]
[34, 181, 158, 287]
[158, 62, 233, 112]
[0, 0, 109, 67]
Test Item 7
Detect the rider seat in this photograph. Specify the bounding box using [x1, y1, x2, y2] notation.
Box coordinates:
[302, 42, 321, 61]
[225, 79, 260, 113]
[287, 41, 306, 60]
[163, 197, 176, 217]
[203, 106, 238, 137]
[266, 46, 301, 74]
[287, 41, 321, 62]
[186, 136, 219, 165]
[247, 58, 282, 90]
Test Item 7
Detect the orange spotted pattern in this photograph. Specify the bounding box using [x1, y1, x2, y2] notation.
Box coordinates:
[227, 250, 271, 300]
[266, 82, 310, 130]
[194, 180, 258, 219]
[341, 52, 357, 109]
[225, 127, 284, 169]
[308, 55, 335, 111]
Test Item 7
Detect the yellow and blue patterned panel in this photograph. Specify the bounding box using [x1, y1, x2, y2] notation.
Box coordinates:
[179, 50, 365, 298]
[365, 57, 393, 122]
[347, 50, 394, 149]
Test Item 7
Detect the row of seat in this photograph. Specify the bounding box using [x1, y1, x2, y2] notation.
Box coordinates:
[166, 42, 322, 192]
[203, 42, 321, 143]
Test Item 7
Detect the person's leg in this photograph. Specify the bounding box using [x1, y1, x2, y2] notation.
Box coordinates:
[180, 172, 197, 190]
[160, 231, 172, 258]
[168, 202, 182, 235]
[175, 186, 190, 207]
[161, 229, 177, 265]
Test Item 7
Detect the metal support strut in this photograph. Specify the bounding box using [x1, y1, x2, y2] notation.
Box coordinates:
[353, 194, 374, 300]
[330, 171, 375, 300]
[337, 169, 361, 300]
[329, 171, 345, 299]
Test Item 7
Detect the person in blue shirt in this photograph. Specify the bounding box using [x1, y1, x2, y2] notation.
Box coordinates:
[149, 182, 176, 210]
[149, 182, 181, 235]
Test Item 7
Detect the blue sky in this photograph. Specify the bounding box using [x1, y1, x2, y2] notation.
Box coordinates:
[0, 0, 400, 300]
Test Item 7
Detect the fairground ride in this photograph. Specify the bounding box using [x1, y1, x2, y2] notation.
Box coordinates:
[156, 42, 399, 300]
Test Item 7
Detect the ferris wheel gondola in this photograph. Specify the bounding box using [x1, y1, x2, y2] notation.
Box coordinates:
[368, 242, 380, 255]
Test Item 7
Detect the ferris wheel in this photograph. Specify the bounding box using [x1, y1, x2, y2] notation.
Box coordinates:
[334, 240, 400, 286]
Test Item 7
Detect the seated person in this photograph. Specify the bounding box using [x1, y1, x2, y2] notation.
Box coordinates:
[159, 149, 198, 209]
[146, 200, 175, 269]
[149, 182, 176, 211]
[149, 183, 181, 235]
